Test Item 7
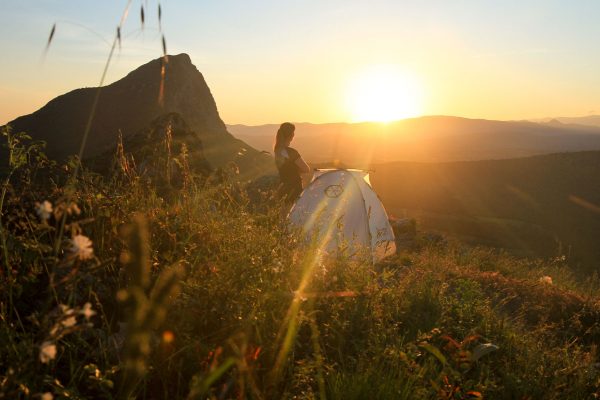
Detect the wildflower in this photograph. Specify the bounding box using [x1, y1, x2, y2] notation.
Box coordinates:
[35, 201, 53, 221]
[54, 202, 82, 220]
[61, 315, 77, 328]
[41, 393, 54, 400]
[539, 276, 553, 285]
[80, 302, 97, 320]
[59, 304, 75, 314]
[70, 235, 94, 260]
[68, 202, 81, 216]
[39, 341, 57, 363]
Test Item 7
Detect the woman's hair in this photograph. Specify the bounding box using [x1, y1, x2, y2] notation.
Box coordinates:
[274, 122, 295, 151]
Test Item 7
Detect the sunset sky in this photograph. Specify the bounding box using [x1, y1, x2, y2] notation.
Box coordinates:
[1, 1, 600, 125]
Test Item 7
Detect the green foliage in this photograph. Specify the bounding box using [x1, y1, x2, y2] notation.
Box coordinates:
[1, 132, 600, 399]
[374, 152, 600, 271]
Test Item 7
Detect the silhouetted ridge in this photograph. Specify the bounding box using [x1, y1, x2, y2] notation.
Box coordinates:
[5, 53, 273, 176]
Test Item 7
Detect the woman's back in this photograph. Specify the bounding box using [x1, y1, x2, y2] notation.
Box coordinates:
[273, 122, 309, 202]
[275, 146, 303, 200]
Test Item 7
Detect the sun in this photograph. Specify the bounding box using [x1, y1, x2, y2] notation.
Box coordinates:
[347, 65, 424, 123]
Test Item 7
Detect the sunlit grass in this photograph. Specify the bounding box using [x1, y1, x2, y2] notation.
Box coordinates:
[1, 128, 600, 398]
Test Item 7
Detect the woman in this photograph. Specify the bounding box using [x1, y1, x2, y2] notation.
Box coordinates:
[274, 122, 310, 202]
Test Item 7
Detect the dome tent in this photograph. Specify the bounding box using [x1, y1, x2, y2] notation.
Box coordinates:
[288, 169, 396, 262]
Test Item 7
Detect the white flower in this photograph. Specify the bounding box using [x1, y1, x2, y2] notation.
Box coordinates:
[35, 201, 53, 221]
[70, 235, 94, 260]
[80, 302, 97, 320]
[39, 341, 57, 363]
[41, 393, 54, 400]
[539, 275, 553, 285]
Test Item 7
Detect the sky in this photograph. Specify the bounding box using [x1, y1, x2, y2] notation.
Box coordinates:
[1, 0, 600, 125]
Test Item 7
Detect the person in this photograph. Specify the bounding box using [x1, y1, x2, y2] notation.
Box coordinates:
[274, 122, 310, 202]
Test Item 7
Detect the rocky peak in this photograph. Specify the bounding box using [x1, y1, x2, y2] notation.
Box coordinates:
[7, 54, 230, 163]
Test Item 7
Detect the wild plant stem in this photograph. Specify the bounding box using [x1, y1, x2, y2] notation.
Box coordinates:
[0, 174, 14, 312]
[0, 174, 13, 276]
[21, 212, 61, 306]
[53, 1, 130, 257]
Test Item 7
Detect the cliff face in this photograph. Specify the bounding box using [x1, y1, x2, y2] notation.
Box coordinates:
[6, 54, 274, 176]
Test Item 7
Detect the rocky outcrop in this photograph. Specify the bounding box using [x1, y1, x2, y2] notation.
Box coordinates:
[90, 112, 212, 187]
[5, 54, 273, 177]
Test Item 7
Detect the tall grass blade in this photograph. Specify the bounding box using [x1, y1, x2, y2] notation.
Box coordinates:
[158, 3, 162, 31]
[419, 343, 447, 366]
[46, 23, 56, 51]
[41, 23, 56, 62]
[158, 54, 168, 106]
[188, 358, 236, 399]
[117, 27, 122, 51]
[119, 0, 132, 26]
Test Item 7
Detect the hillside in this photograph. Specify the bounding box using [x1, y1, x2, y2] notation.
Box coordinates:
[228, 117, 600, 164]
[5, 54, 274, 177]
[371, 151, 600, 269]
[2, 131, 600, 398]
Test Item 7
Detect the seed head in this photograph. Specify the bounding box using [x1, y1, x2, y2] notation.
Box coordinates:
[39, 341, 57, 364]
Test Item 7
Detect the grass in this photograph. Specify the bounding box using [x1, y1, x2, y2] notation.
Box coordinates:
[1, 128, 600, 399]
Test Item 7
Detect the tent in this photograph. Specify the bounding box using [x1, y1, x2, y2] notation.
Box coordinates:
[288, 169, 396, 262]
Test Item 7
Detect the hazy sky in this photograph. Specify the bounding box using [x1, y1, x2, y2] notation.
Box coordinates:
[1, 1, 600, 125]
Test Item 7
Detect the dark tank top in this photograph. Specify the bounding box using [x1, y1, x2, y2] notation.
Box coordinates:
[275, 146, 303, 201]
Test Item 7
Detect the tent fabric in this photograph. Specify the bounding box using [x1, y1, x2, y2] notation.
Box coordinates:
[288, 169, 396, 262]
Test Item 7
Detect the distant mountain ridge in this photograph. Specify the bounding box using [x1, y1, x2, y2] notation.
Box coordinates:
[5, 54, 273, 176]
[228, 116, 600, 164]
[533, 115, 600, 128]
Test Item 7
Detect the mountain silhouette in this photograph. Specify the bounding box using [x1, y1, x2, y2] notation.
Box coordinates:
[5, 54, 273, 176]
[229, 116, 600, 164]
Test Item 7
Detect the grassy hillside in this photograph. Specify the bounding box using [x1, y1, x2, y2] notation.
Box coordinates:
[371, 151, 600, 270]
[2, 129, 600, 399]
